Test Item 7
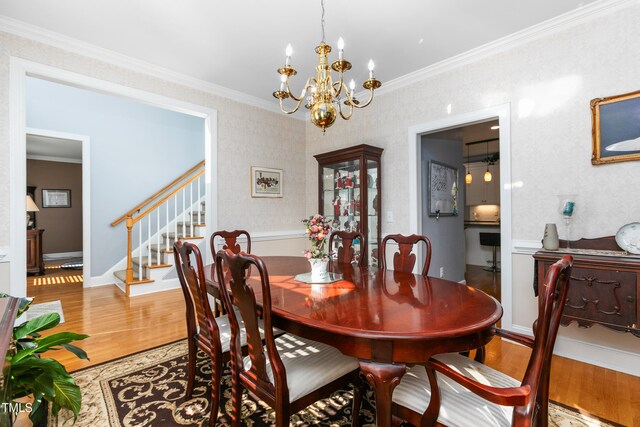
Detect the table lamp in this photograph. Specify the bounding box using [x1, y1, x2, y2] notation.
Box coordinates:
[26, 194, 39, 229]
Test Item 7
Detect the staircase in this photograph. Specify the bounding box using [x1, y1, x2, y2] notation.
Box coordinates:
[110, 161, 207, 296]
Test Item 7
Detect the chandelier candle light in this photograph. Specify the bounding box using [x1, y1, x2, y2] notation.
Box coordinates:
[273, 0, 382, 133]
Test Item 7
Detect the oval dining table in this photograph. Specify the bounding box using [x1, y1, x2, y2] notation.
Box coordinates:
[204, 256, 502, 427]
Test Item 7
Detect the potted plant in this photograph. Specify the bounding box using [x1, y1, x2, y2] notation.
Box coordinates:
[1, 295, 89, 426]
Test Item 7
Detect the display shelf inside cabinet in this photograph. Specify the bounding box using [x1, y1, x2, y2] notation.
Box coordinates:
[533, 236, 640, 337]
[315, 144, 383, 267]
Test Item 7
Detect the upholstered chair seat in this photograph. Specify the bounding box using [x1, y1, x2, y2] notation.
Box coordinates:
[243, 333, 360, 401]
[393, 353, 518, 427]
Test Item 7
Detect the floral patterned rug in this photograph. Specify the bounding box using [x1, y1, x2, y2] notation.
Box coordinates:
[48, 340, 621, 426]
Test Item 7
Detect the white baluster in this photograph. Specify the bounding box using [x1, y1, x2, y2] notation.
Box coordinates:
[198, 176, 202, 225]
[166, 202, 170, 252]
[147, 215, 151, 274]
[139, 223, 143, 281]
[157, 208, 160, 265]
[182, 188, 186, 238]
[190, 182, 194, 237]
[174, 195, 178, 247]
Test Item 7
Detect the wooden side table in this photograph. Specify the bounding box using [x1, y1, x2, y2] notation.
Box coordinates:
[27, 229, 44, 275]
[533, 236, 640, 337]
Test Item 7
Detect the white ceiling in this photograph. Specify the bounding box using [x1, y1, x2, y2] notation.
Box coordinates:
[27, 134, 82, 162]
[0, 0, 599, 104]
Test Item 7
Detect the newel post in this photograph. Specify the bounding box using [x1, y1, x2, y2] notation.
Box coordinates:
[126, 215, 134, 286]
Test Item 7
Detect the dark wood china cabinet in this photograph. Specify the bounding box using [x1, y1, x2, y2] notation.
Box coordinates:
[315, 144, 383, 267]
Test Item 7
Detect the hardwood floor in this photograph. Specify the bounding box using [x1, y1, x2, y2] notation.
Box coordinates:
[27, 262, 639, 426]
[465, 264, 501, 301]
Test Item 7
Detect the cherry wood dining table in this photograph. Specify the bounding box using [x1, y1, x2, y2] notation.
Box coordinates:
[204, 256, 502, 427]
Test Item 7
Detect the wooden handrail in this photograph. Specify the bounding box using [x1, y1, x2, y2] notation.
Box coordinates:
[132, 169, 204, 225]
[111, 160, 205, 227]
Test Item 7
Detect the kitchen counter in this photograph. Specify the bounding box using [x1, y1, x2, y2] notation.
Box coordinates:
[464, 221, 500, 227]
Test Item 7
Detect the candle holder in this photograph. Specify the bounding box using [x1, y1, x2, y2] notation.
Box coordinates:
[557, 195, 577, 249]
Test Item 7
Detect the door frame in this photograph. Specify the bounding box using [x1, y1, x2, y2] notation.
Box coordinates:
[9, 57, 218, 297]
[407, 104, 513, 329]
[25, 128, 92, 285]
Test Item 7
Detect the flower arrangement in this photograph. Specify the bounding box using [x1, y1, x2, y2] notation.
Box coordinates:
[302, 214, 332, 259]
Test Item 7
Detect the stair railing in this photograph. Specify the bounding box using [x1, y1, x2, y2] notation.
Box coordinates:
[111, 161, 205, 292]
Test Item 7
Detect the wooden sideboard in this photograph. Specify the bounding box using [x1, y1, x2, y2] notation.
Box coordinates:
[27, 229, 44, 275]
[533, 236, 639, 337]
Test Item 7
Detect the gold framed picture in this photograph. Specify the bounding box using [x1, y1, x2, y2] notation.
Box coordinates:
[591, 89, 640, 165]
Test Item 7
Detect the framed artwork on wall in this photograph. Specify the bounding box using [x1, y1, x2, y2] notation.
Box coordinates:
[251, 166, 283, 198]
[591, 89, 640, 165]
[428, 161, 458, 217]
[42, 189, 71, 208]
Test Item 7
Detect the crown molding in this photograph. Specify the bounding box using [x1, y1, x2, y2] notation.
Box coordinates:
[0, 15, 305, 120]
[26, 154, 82, 164]
[371, 0, 639, 98]
[1, 0, 636, 115]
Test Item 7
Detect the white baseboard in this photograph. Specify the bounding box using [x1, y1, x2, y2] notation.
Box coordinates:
[511, 325, 640, 377]
[43, 251, 83, 260]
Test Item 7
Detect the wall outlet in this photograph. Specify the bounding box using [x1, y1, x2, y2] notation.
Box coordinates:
[439, 267, 445, 278]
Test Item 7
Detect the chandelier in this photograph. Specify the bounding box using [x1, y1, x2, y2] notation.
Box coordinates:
[272, 0, 382, 133]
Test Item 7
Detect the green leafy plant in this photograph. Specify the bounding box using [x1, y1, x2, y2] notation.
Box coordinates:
[2, 295, 89, 423]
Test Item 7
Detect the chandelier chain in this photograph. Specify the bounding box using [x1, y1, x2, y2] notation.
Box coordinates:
[320, 0, 326, 43]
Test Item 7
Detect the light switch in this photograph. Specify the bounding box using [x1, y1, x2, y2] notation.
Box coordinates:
[0, 246, 10, 263]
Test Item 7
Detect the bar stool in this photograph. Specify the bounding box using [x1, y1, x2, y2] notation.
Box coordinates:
[480, 232, 500, 272]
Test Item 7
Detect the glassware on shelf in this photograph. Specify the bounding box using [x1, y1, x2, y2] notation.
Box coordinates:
[557, 194, 577, 249]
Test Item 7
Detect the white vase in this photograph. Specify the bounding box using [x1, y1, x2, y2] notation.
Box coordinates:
[543, 223, 560, 250]
[308, 258, 329, 281]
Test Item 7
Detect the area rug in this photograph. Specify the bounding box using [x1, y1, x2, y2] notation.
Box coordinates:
[48, 340, 621, 427]
[26, 300, 65, 324]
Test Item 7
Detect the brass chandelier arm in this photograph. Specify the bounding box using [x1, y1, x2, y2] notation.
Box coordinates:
[286, 77, 316, 103]
[278, 96, 306, 115]
[337, 98, 354, 120]
[350, 87, 376, 109]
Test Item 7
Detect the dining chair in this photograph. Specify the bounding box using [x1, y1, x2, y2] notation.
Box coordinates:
[391, 255, 573, 427]
[329, 230, 366, 266]
[174, 240, 244, 426]
[380, 234, 432, 276]
[210, 229, 251, 255]
[215, 249, 363, 427]
[209, 230, 251, 314]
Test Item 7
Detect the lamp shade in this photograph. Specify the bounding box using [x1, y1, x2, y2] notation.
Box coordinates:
[26, 195, 39, 212]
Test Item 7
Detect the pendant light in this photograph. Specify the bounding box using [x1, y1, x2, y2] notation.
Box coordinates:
[484, 140, 492, 182]
[465, 143, 472, 184]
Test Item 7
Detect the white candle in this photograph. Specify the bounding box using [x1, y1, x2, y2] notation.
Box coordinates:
[337, 37, 344, 60]
[349, 79, 355, 98]
[285, 43, 292, 66]
[368, 59, 375, 79]
[279, 74, 287, 91]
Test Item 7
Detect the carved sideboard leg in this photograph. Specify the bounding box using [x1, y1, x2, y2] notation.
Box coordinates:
[359, 361, 406, 427]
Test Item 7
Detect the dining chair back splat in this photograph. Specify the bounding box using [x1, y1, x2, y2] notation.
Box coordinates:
[210, 229, 251, 255]
[391, 255, 573, 427]
[329, 230, 366, 267]
[381, 234, 432, 276]
[174, 240, 231, 426]
[215, 249, 363, 427]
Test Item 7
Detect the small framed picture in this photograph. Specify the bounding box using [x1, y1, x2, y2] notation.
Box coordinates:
[42, 189, 71, 208]
[428, 161, 458, 217]
[591, 89, 640, 165]
[251, 167, 283, 198]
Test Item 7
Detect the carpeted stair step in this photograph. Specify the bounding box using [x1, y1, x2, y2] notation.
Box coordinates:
[113, 269, 154, 285]
[132, 256, 171, 269]
[177, 220, 206, 228]
[149, 243, 173, 254]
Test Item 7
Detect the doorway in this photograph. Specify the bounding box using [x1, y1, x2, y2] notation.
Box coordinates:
[26, 129, 90, 298]
[419, 119, 502, 300]
[9, 58, 217, 298]
[407, 104, 513, 329]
